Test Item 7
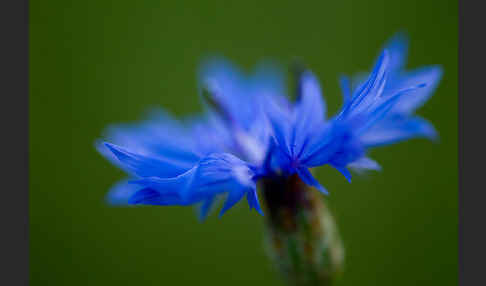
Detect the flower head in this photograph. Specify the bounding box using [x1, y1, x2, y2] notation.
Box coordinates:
[97, 34, 441, 219]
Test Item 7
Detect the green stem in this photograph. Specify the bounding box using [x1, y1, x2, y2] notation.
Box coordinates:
[261, 174, 344, 286]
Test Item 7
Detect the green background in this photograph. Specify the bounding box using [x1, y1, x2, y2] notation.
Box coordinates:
[30, 1, 457, 285]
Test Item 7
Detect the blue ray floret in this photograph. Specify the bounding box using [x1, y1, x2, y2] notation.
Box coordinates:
[97, 34, 442, 219]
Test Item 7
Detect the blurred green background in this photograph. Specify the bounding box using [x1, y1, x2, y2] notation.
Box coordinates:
[30, 1, 457, 285]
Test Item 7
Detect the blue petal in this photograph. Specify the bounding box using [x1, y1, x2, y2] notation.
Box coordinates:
[383, 32, 409, 74]
[261, 138, 292, 175]
[129, 188, 187, 206]
[103, 142, 189, 177]
[355, 87, 413, 134]
[95, 140, 133, 174]
[387, 66, 443, 114]
[333, 165, 352, 183]
[198, 57, 285, 132]
[97, 108, 236, 172]
[219, 189, 247, 217]
[360, 115, 438, 148]
[296, 167, 328, 195]
[265, 100, 293, 157]
[128, 153, 257, 216]
[185, 115, 234, 156]
[295, 71, 326, 121]
[251, 61, 287, 101]
[300, 122, 351, 167]
[246, 189, 264, 215]
[102, 110, 203, 163]
[129, 188, 161, 204]
[200, 79, 235, 124]
[105, 179, 141, 205]
[300, 119, 365, 169]
[291, 70, 326, 156]
[347, 157, 381, 172]
[341, 50, 389, 118]
[198, 196, 216, 221]
[339, 75, 352, 106]
[128, 168, 198, 204]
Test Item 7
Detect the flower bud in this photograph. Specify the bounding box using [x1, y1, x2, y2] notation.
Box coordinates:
[261, 174, 344, 286]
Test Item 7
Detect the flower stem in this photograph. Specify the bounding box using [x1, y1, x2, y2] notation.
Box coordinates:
[261, 174, 344, 286]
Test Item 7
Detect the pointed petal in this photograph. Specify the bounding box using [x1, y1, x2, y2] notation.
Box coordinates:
[348, 157, 381, 172]
[384, 32, 409, 73]
[339, 75, 352, 106]
[100, 110, 202, 165]
[300, 122, 352, 167]
[129, 188, 186, 206]
[261, 138, 291, 175]
[356, 84, 426, 134]
[103, 142, 189, 177]
[342, 50, 389, 117]
[296, 167, 328, 195]
[96, 141, 133, 174]
[129, 188, 161, 204]
[334, 166, 352, 183]
[361, 115, 438, 148]
[200, 79, 232, 122]
[252, 62, 286, 99]
[129, 153, 256, 213]
[105, 179, 141, 205]
[129, 166, 197, 198]
[296, 70, 326, 120]
[387, 66, 443, 114]
[198, 196, 216, 221]
[198, 57, 286, 131]
[265, 100, 292, 156]
[292, 71, 326, 156]
[219, 190, 246, 217]
[246, 189, 264, 215]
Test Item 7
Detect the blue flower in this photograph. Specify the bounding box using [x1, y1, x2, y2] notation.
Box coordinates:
[97, 34, 442, 219]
